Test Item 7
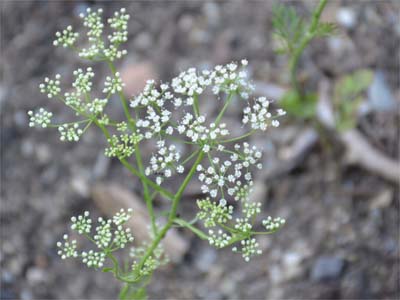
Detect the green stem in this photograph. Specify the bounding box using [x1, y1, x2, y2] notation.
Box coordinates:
[107, 60, 155, 234]
[137, 151, 205, 272]
[215, 92, 235, 126]
[174, 218, 208, 240]
[92, 119, 174, 200]
[289, 0, 327, 95]
[193, 94, 200, 117]
[220, 130, 256, 144]
[119, 157, 174, 201]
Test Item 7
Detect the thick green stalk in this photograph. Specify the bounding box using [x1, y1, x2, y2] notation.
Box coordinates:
[289, 0, 327, 95]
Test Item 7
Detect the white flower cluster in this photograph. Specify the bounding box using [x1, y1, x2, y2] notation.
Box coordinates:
[103, 45, 128, 61]
[130, 243, 168, 277]
[57, 234, 78, 259]
[197, 198, 234, 228]
[212, 60, 253, 97]
[94, 215, 133, 250]
[71, 211, 92, 234]
[170, 60, 253, 98]
[86, 98, 108, 114]
[72, 67, 94, 94]
[242, 97, 286, 130]
[57, 209, 135, 268]
[74, 8, 129, 61]
[177, 114, 229, 144]
[263, 216, 286, 231]
[28, 108, 53, 128]
[137, 106, 172, 139]
[107, 8, 129, 44]
[242, 201, 262, 219]
[81, 250, 106, 268]
[94, 218, 113, 248]
[232, 238, 262, 262]
[58, 123, 83, 142]
[113, 208, 133, 226]
[64, 92, 81, 109]
[131, 80, 173, 108]
[196, 142, 262, 199]
[39, 74, 61, 98]
[145, 140, 184, 185]
[104, 132, 143, 158]
[171, 67, 211, 96]
[208, 229, 232, 248]
[53, 25, 79, 48]
[80, 8, 104, 40]
[131, 80, 173, 139]
[113, 225, 134, 249]
[103, 72, 124, 94]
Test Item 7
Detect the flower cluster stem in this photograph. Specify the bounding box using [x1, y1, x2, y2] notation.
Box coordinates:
[107, 61, 157, 235]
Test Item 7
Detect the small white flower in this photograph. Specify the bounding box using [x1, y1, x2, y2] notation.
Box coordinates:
[28, 108, 53, 128]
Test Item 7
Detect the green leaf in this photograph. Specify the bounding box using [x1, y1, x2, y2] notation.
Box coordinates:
[280, 90, 317, 119]
[333, 69, 373, 131]
[314, 22, 337, 37]
[272, 4, 307, 54]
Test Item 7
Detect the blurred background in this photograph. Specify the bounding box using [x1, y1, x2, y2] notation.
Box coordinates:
[1, 1, 399, 299]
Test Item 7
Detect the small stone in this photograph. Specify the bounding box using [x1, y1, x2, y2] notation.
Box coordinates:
[368, 71, 396, 111]
[134, 32, 153, 51]
[35, 144, 51, 164]
[70, 176, 90, 198]
[336, 7, 357, 29]
[282, 251, 303, 279]
[14, 111, 28, 128]
[21, 140, 34, 158]
[1, 271, 14, 284]
[92, 152, 110, 179]
[120, 61, 158, 96]
[20, 289, 33, 300]
[26, 267, 47, 285]
[369, 189, 393, 210]
[311, 256, 344, 281]
[194, 247, 217, 273]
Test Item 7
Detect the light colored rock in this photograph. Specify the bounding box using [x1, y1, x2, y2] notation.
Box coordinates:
[120, 61, 158, 96]
[369, 189, 393, 210]
[91, 183, 189, 262]
[336, 7, 357, 29]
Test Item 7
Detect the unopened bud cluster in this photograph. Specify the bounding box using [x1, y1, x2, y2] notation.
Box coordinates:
[56, 209, 134, 269]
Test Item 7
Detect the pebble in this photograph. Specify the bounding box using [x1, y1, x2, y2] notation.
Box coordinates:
[120, 61, 158, 96]
[21, 140, 34, 158]
[70, 175, 90, 198]
[282, 251, 303, 279]
[195, 248, 217, 273]
[336, 7, 357, 29]
[14, 111, 28, 128]
[35, 144, 52, 165]
[134, 32, 153, 51]
[20, 289, 34, 300]
[203, 2, 220, 27]
[311, 256, 344, 281]
[26, 267, 47, 285]
[92, 152, 110, 179]
[368, 71, 396, 111]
